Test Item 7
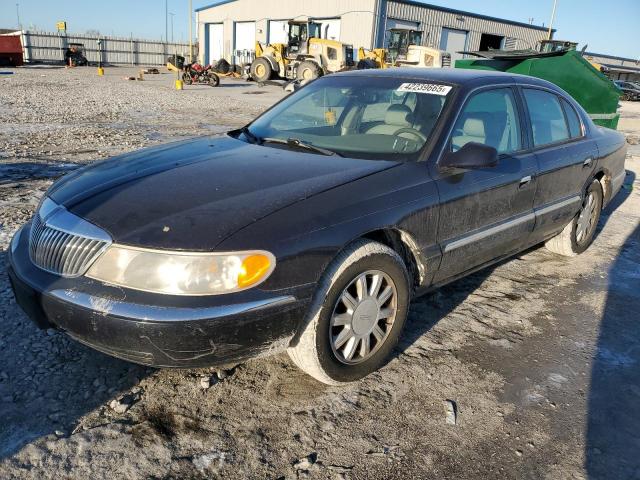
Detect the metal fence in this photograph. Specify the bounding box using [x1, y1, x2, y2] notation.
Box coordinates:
[19, 30, 196, 66]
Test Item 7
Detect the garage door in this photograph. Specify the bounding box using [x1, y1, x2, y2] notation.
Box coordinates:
[234, 21, 255, 64]
[440, 27, 468, 63]
[268, 20, 289, 45]
[207, 23, 223, 64]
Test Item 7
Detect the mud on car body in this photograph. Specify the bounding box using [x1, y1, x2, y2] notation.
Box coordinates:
[8, 68, 627, 385]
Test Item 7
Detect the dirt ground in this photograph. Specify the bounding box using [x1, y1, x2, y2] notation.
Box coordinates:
[0, 66, 639, 480]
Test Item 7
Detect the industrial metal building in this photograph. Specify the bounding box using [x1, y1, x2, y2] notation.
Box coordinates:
[196, 0, 552, 66]
[584, 52, 640, 82]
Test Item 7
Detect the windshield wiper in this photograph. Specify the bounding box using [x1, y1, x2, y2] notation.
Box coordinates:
[239, 126, 261, 144]
[261, 137, 342, 157]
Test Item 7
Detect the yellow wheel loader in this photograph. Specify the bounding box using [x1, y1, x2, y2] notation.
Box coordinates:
[395, 45, 451, 68]
[250, 20, 354, 82]
[357, 48, 389, 69]
[357, 29, 450, 70]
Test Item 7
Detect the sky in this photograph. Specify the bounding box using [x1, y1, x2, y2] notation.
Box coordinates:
[1, 0, 638, 59]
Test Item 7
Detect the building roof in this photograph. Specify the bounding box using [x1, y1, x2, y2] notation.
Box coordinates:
[392, 1, 551, 32]
[585, 52, 640, 64]
[601, 63, 640, 74]
[195, 0, 554, 33]
[195, 0, 236, 12]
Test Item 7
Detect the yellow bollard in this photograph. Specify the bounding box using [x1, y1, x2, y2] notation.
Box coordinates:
[175, 79, 184, 90]
[97, 67, 104, 76]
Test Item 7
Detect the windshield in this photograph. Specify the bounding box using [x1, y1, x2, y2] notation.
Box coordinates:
[244, 75, 452, 160]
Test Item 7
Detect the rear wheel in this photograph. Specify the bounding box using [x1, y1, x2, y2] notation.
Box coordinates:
[251, 58, 272, 82]
[288, 240, 410, 385]
[545, 179, 603, 256]
[296, 60, 322, 81]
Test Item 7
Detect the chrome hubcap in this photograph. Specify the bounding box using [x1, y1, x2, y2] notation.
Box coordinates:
[330, 270, 397, 365]
[576, 192, 597, 244]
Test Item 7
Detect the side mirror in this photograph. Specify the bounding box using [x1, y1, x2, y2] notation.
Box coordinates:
[439, 142, 498, 169]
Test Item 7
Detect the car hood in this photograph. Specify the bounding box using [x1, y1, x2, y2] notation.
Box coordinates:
[48, 135, 399, 250]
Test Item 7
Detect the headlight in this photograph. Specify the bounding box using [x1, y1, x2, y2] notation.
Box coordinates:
[86, 245, 275, 295]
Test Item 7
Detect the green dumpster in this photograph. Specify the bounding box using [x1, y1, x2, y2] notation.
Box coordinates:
[456, 50, 621, 129]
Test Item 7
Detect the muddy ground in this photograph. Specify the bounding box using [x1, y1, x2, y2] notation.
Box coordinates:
[0, 66, 639, 480]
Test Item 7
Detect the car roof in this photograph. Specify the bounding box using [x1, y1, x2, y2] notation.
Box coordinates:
[334, 67, 558, 89]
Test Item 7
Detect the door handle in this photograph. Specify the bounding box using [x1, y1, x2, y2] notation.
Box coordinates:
[583, 158, 593, 168]
[519, 175, 532, 187]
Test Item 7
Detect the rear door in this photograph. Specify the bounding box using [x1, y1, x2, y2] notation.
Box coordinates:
[431, 86, 538, 283]
[520, 87, 599, 243]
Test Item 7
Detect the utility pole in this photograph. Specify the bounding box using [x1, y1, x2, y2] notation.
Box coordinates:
[547, 0, 557, 40]
[169, 13, 175, 43]
[165, 0, 168, 44]
[189, 0, 193, 63]
[16, 3, 21, 30]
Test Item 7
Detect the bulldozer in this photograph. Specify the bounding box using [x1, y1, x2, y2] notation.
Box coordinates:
[395, 45, 451, 68]
[356, 47, 388, 69]
[250, 20, 354, 82]
[357, 28, 450, 70]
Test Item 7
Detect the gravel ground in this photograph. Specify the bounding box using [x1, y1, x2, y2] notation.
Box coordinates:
[0, 66, 639, 480]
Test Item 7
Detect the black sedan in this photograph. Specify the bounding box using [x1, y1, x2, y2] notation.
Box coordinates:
[8, 69, 627, 385]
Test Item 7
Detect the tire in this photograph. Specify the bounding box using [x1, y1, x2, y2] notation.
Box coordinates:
[181, 73, 192, 85]
[287, 240, 410, 385]
[545, 179, 603, 256]
[296, 60, 322, 81]
[250, 58, 272, 82]
[208, 72, 220, 87]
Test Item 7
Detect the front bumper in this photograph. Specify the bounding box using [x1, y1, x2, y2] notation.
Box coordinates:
[7, 224, 311, 368]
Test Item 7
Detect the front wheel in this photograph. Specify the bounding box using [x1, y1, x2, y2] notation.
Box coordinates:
[545, 179, 603, 256]
[288, 240, 410, 385]
[181, 73, 193, 85]
[250, 58, 272, 82]
[208, 72, 220, 87]
[296, 60, 322, 81]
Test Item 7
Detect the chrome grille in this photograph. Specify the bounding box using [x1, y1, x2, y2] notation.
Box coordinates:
[29, 198, 111, 277]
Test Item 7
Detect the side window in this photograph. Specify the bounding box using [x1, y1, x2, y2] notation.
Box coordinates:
[523, 89, 570, 147]
[560, 98, 583, 138]
[451, 88, 521, 155]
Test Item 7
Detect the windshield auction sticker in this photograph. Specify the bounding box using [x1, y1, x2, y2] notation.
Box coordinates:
[397, 83, 452, 95]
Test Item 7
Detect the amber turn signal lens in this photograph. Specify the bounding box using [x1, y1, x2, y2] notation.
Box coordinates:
[237, 254, 272, 288]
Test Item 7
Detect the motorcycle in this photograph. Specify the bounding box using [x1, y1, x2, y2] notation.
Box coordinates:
[181, 63, 220, 87]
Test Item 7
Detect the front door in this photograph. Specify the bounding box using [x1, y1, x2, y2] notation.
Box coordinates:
[431, 86, 537, 283]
